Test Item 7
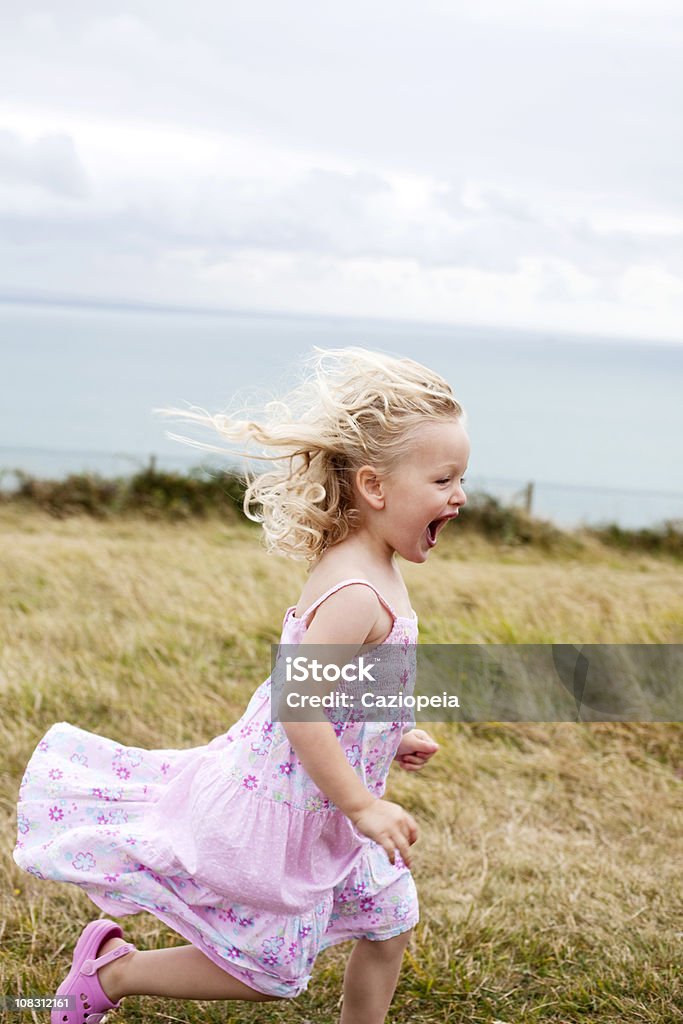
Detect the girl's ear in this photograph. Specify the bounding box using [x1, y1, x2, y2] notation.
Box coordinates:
[355, 465, 385, 510]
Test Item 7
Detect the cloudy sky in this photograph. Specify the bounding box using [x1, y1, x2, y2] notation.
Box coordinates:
[1, 1, 682, 341]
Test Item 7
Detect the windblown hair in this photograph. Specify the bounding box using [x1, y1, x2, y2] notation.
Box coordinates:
[155, 346, 464, 564]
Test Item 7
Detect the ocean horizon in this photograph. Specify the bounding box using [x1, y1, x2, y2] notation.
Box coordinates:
[2, 300, 682, 530]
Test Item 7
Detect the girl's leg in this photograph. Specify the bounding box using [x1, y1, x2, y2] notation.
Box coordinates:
[95, 935, 280, 1003]
[340, 929, 413, 1024]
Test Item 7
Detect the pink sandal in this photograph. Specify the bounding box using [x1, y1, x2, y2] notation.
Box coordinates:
[51, 919, 137, 1024]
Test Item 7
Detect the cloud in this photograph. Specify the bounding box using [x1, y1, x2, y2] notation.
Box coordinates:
[0, 3, 681, 340]
[0, 129, 88, 198]
[3, 118, 679, 283]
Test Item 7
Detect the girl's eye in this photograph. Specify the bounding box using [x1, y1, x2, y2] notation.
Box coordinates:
[436, 478, 451, 485]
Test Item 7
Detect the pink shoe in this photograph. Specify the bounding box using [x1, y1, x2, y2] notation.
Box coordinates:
[51, 919, 137, 1024]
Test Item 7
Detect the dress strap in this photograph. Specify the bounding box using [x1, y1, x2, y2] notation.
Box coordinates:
[297, 577, 398, 626]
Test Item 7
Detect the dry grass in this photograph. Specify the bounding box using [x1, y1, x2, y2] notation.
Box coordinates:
[1, 506, 681, 1023]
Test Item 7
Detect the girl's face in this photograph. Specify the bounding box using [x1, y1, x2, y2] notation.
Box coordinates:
[377, 417, 470, 564]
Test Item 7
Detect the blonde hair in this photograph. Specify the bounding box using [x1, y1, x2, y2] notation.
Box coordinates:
[155, 346, 465, 564]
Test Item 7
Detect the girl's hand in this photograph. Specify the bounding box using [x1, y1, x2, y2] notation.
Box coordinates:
[393, 728, 439, 771]
[349, 798, 419, 867]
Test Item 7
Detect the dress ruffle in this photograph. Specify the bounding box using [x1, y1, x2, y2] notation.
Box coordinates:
[13, 582, 420, 998]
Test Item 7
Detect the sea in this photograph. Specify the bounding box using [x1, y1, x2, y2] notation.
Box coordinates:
[2, 300, 682, 530]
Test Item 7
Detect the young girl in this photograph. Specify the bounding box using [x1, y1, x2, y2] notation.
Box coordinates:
[13, 346, 470, 1024]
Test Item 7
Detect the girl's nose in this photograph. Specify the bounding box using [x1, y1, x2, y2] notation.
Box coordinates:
[451, 483, 467, 507]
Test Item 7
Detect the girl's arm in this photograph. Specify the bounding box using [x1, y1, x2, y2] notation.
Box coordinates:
[283, 719, 376, 820]
[281, 584, 419, 866]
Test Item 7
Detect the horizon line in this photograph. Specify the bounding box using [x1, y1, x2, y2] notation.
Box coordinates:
[1, 290, 682, 349]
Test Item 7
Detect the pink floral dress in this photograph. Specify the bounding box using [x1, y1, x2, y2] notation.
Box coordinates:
[13, 578, 419, 999]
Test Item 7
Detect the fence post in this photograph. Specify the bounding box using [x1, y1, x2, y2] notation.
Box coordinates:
[148, 454, 157, 473]
[523, 481, 534, 514]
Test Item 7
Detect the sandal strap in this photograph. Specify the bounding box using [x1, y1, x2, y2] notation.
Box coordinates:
[81, 942, 137, 976]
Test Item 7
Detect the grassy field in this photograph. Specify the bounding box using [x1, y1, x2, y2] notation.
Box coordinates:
[1, 505, 681, 1024]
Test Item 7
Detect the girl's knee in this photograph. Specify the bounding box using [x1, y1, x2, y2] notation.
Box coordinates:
[363, 928, 414, 960]
[389, 927, 414, 952]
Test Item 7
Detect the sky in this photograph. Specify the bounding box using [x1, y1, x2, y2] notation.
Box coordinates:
[1, 1, 682, 342]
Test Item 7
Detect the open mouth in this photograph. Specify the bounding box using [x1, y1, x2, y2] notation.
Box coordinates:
[425, 513, 458, 548]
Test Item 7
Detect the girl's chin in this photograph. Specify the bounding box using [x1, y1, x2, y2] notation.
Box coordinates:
[407, 537, 432, 563]
[389, 532, 433, 563]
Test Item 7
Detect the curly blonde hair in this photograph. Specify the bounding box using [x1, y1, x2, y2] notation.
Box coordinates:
[154, 346, 465, 564]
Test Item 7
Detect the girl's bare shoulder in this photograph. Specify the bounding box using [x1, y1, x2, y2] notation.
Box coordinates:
[293, 554, 411, 625]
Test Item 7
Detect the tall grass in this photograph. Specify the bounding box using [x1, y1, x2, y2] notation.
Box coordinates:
[1, 506, 681, 1023]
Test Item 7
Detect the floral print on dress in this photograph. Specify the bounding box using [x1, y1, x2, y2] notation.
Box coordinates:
[13, 580, 419, 1000]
